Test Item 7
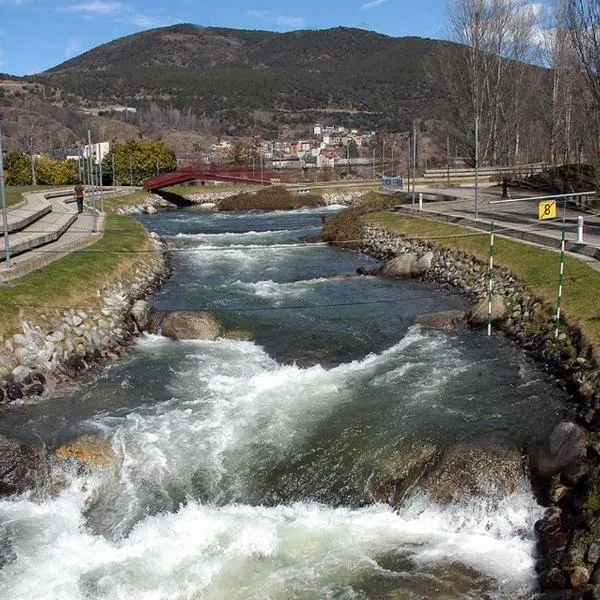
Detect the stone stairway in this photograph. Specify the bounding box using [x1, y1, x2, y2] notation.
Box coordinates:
[0, 189, 105, 282]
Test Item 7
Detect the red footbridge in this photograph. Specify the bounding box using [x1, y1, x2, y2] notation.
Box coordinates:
[143, 164, 294, 191]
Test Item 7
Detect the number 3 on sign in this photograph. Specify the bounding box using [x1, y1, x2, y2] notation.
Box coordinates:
[538, 199, 557, 220]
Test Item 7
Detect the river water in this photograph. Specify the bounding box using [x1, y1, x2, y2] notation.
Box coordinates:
[0, 206, 567, 599]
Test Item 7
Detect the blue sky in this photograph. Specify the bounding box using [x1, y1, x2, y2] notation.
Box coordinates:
[0, 0, 450, 76]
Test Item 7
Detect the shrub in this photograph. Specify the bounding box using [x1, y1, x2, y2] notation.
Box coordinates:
[320, 191, 400, 249]
[217, 186, 326, 211]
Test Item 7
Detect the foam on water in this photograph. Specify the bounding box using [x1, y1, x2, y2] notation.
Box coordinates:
[229, 277, 336, 302]
[0, 485, 540, 599]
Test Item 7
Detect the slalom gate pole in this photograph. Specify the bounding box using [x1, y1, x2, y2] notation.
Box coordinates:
[487, 221, 495, 336]
[555, 225, 566, 339]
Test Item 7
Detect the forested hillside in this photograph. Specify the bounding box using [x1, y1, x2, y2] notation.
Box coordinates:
[33, 25, 452, 132]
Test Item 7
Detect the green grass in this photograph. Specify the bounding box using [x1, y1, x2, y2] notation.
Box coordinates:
[367, 210, 600, 356]
[101, 190, 153, 213]
[4, 186, 57, 207]
[0, 214, 152, 339]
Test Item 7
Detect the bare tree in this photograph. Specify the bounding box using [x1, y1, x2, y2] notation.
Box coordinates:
[565, 0, 600, 181]
[438, 0, 539, 168]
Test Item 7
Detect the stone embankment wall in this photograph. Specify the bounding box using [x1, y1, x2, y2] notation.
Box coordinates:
[114, 189, 366, 215]
[181, 190, 364, 207]
[361, 223, 600, 599]
[0, 232, 169, 403]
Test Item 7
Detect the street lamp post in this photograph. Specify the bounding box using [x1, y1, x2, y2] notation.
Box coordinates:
[0, 121, 11, 269]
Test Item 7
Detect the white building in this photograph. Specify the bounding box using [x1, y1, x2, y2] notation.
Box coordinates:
[79, 141, 111, 164]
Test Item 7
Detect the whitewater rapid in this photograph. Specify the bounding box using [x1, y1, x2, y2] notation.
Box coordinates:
[0, 207, 565, 599]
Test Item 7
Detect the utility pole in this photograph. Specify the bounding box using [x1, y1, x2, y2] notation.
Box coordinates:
[412, 120, 417, 208]
[346, 142, 350, 174]
[87, 130, 97, 233]
[475, 114, 480, 220]
[372, 148, 375, 179]
[446, 135, 450, 185]
[0, 120, 11, 269]
[129, 155, 133, 187]
[382, 138, 386, 177]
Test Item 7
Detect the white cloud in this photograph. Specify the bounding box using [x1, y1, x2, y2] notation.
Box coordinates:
[60, 1, 123, 15]
[130, 13, 174, 29]
[363, 0, 387, 8]
[248, 10, 305, 28]
[273, 16, 305, 27]
[64, 38, 81, 57]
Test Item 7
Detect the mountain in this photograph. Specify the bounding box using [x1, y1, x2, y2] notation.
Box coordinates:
[1, 24, 549, 165]
[33, 25, 451, 132]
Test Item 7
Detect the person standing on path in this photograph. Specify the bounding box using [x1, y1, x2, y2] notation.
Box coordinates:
[74, 184, 85, 214]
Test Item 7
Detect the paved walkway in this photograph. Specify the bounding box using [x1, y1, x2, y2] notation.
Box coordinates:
[398, 184, 600, 270]
[0, 189, 106, 282]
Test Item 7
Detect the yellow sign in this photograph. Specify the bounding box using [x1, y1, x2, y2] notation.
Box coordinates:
[538, 199, 557, 220]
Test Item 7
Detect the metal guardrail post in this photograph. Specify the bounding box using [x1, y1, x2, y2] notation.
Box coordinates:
[577, 216, 584, 243]
[0, 123, 11, 270]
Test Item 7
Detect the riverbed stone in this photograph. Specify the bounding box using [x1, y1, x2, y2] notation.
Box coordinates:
[11, 365, 31, 384]
[420, 437, 524, 504]
[469, 295, 506, 326]
[368, 442, 437, 506]
[413, 251, 434, 275]
[161, 311, 222, 341]
[46, 330, 65, 343]
[54, 435, 116, 469]
[0, 435, 48, 496]
[415, 310, 467, 330]
[377, 253, 417, 278]
[131, 300, 150, 331]
[529, 422, 588, 486]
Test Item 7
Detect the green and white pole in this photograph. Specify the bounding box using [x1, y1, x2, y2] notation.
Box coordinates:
[555, 225, 566, 339]
[487, 221, 495, 336]
[0, 121, 11, 270]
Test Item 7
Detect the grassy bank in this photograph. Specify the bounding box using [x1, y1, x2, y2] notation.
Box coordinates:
[364, 210, 600, 356]
[4, 186, 56, 207]
[100, 190, 152, 213]
[0, 214, 152, 339]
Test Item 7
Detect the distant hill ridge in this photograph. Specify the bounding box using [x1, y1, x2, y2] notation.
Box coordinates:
[34, 24, 450, 126]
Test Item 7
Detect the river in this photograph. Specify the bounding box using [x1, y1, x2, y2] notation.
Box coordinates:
[0, 206, 567, 599]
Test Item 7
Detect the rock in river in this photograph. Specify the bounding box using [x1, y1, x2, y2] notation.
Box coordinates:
[160, 311, 222, 341]
[420, 437, 524, 504]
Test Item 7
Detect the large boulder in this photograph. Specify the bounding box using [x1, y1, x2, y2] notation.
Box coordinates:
[469, 295, 506, 326]
[367, 442, 438, 506]
[130, 300, 150, 332]
[54, 435, 116, 469]
[0, 435, 48, 497]
[419, 437, 524, 504]
[416, 310, 468, 330]
[160, 311, 222, 341]
[377, 254, 418, 277]
[146, 308, 167, 334]
[412, 251, 434, 275]
[529, 421, 588, 488]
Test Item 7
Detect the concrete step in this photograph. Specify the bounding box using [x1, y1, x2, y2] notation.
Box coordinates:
[0, 209, 77, 260]
[0, 193, 52, 234]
